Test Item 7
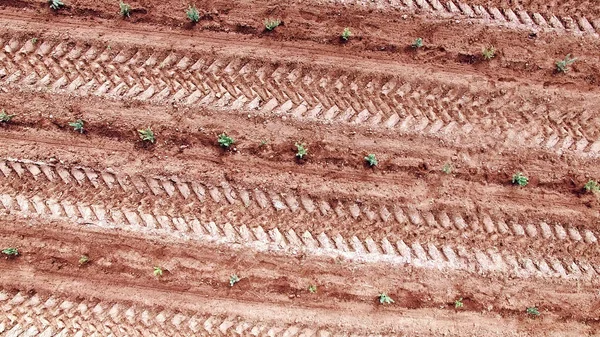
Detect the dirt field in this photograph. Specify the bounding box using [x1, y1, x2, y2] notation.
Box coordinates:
[0, 0, 600, 335]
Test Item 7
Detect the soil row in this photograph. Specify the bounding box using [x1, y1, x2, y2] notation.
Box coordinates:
[1, 7, 600, 92]
[1, 91, 598, 215]
[2, 23, 600, 159]
[11, 0, 600, 20]
[0, 217, 599, 332]
[2, 153, 600, 284]
[2, 173, 599, 270]
[6, 0, 600, 38]
[2, 127, 599, 249]
[1, 91, 600, 261]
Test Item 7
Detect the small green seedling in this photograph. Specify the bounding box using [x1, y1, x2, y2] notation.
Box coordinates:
[229, 274, 240, 287]
[31, 38, 38, 44]
[584, 180, 600, 193]
[365, 154, 378, 167]
[454, 297, 464, 308]
[308, 285, 317, 293]
[512, 172, 529, 186]
[556, 54, 576, 73]
[442, 163, 452, 174]
[119, 1, 131, 17]
[341, 27, 352, 41]
[79, 255, 90, 265]
[295, 143, 307, 159]
[69, 119, 85, 133]
[138, 128, 155, 143]
[482, 46, 496, 60]
[259, 139, 268, 146]
[218, 133, 235, 148]
[2, 248, 18, 257]
[412, 38, 423, 48]
[49, 0, 64, 10]
[379, 293, 394, 305]
[186, 5, 200, 23]
[526, 307, 540, 316]
[154, 266, 163, 277]
[0, 110, 15, 123]
[264, 18, 281, 31]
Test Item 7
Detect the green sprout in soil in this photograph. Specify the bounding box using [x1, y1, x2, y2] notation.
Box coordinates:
[0, 110, 15, 123]
[341, 27, 352, 41]
[119, 1, 131, 17]
[2, 248, 18, 257]
[264, 18, 281, 31]
[154, 266, 163, 277]
[49, 0, 64, 10]
[295, 142, 307, 159]
[138, 128, 155, 143]
[379, 293, 394, 305]
[79, 255, 90, 265]
[412, 38, 423, 48]
[512, 172, 529, 187]
[218, 133, 235, 148]
[482, 46, 496, 60]
[186, 5, 200, 23]
[31, 38, 38, 44]
[308, 285, 317, 293]
[526, 307, 540, 316]
[229, 274, 240, 287]
[365, 154, 378, 167]
[584, 180, 600, 193]
[454, 297, 464, 308]
[69, 119, 85, 133]
[442, 163, 452, 174]
[556, 54, 576, 73]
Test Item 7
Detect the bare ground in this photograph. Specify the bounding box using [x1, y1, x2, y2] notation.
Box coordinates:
[1, 1, 600, 336]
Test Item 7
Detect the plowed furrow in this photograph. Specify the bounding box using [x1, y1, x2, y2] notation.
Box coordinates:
[0, 223, 598, 337]
[0, 2, 599, 335]
[325, 0, 600, 36]
[2, 158, 598, 250]
[1, 189, 598, 280]
[0, 290, 337, 337]
[1, 35, 599, 157]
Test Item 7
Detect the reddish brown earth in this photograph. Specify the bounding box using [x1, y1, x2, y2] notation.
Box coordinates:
[0, 0, 600, 336]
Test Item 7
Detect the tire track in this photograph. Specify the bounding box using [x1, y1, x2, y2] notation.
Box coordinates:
[1, 35, 599, 157]
[4, 282, 578, 337]
[0, 290, 337, 337]
[3, 0, 599, 37]
[0, 186, 598, 280]
[327, 0, 600, 36]
[1, 158, 597, 249]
